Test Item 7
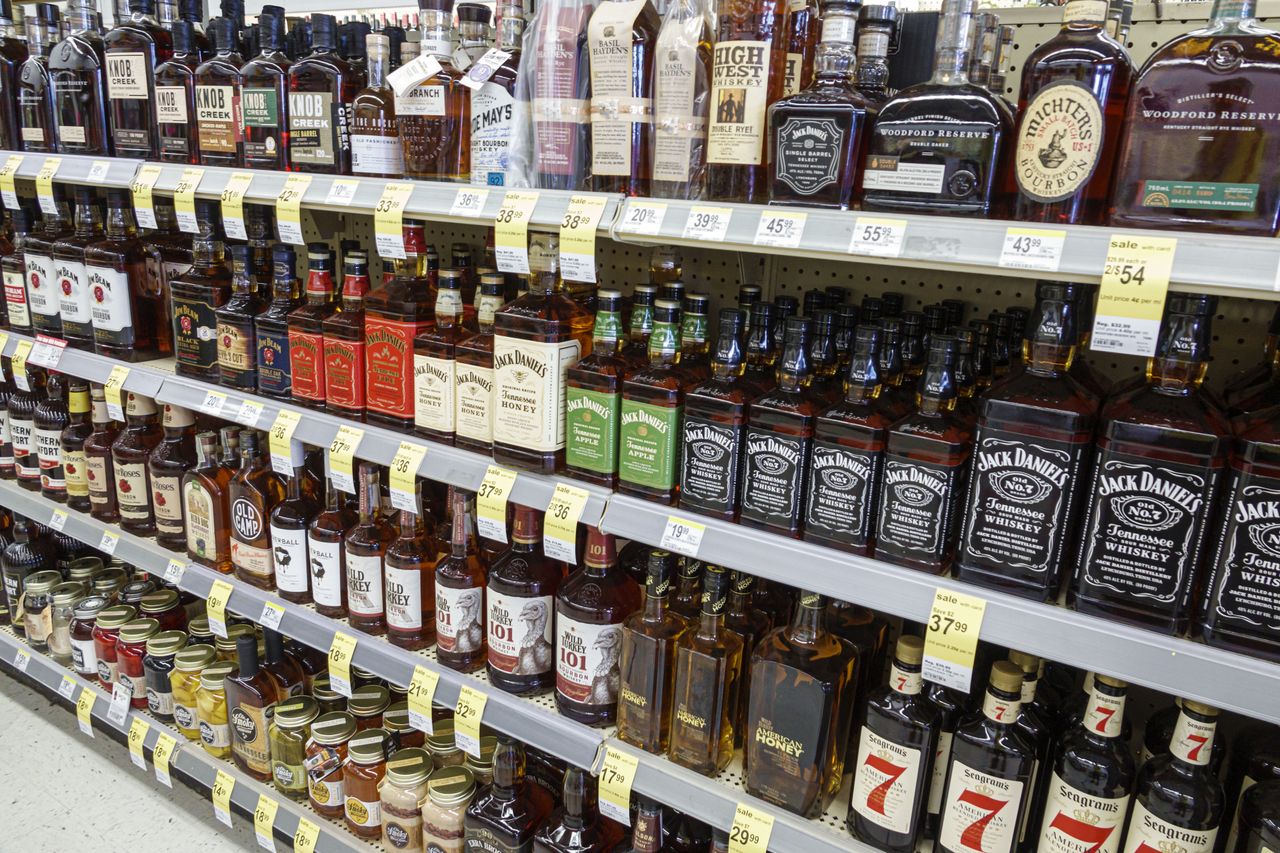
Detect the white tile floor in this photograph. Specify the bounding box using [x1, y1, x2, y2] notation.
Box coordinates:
[0, 671, 258, 851]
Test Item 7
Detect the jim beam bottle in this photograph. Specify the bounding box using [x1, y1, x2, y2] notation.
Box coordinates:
[935, 661, 1036, 853]
[848, 635, 942, 852]
[1037, 674, 1134, 853]
[1122, 700, 1224, 853]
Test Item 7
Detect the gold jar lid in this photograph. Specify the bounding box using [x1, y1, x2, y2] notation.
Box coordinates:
[1007, 650, 1039, 675]
[428, 766, 476, 807]
[989, 661, 1025, 694]
[215, 623, 256, 652]
[94, 604, 136, 629]
[351, 665, 378, 682]
[310, 712, 357, 746]
[426, 717, 457, 753]
[146, 630, 188, 657]
[23, 570, 62, 595]
[175, 644, 217, 672]
[311, 675, 343, 704]
[187, 616, 213, 640]
[66, 556, 105, 582]
[383, 701, 410, 733]
[348, 684, 390, 717]
[139, 589, 180, 614]
[385, 747, 432, 787]
[119, 579, 157, 602]
[199, 660, 236, 690]
[92, 567, 129, 594]
[119, 618, 161, 644]
[275, 697, 320, 730]
[347, 728, 389, 764]
[465, 736, 498, 772]
[52, 581, 88, 605]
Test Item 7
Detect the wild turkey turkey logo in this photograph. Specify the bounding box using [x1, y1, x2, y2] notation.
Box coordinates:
[513, 600, 553, 675]
[589, 626, 622, 706]
[452, 589, 484, 653]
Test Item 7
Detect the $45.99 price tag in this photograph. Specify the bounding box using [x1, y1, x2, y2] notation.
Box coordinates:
[849, 216, 907, 257]
[999, 227, 1066, 272]
[1091, 235, 1178, 358]
[598, 747, 640, 826]
[753, 210, 807, 249]
[922, 588, 987, 692]
[728, 803, 775, 853]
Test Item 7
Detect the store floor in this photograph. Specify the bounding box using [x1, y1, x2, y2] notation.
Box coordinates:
[0, 672, 257, 851]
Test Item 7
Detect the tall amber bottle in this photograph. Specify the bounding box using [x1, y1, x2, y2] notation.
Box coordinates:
[345, 463, 396, 636]
[149, 404, 197, 552]
[230, 431, 285, 589]
[364, 225, 436, 429]
[587, 0, 660, 195]
[287, 244, 338, 411]
[436, 487, 488, 672]
[225, 631, 280, 782]
[84, 385, 120, 523]
[455, 274, 505, 455]
[183, 431, 232, 573]
[485, 506, 560, 695]
[384, 485, 437, 650]
[309, 473, 357, 619]
[617, 550, 688, 754]
[60, 379, 93, 512]
[85, 189, 166, 361]
[111, 392, 163, 537]
[413, 269, 466, 444]
[269, 457, 319, 602]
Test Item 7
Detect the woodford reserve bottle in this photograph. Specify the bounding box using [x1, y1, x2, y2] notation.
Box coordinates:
[649, 0, 713, 200]
[287, 244, 337, 411]
[617, 550, 689, 753]
[1122, 700, 1224, 853]
[287, 14, 355, 174]
[956, 283, 1099, 601]
[745, 591, 857, 817]
[934, 661, 1036, 853]
[436, 487, 488, 672]
[455, 273, 505, 454]
[50, 0, 111, 156]
[555, 528, 640, 726]
[1035, 674, 1134, 853]
[492, 236, 592, 474]
[112, 392, 164, 537]
[184, 431, 232, 573]
[847, 635, 942, 853]
[1071, 294, 1230, 634]
[586, 0, 659, 196]
[618, 299, 684, 504]
[704, 0, 789, 202]
[345, 463, 396, 636]
[486, 505, 560, 694]
[566, 290, 629, 488]
[105, 0, 174, 159]
[230, 431, 285, 589]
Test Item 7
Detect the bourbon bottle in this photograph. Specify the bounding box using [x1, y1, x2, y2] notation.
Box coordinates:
[111, 392, 163, 537]
[84, 384, 119, 523]
[566, 290, 629, 489]
[60, 379, 92, 512]
[170, 202, 232, 379]
[287, 243, 337, 411]
[321, 249, 370, 421]
[25, 196, 70, 340]
[254, 244, 299, 401]
[50, 0, 111, 156]
[9, 365, 46, 493]
[4, 207, 35, 336]
[153, 20, 200, 163]
[649, 0, 712, 200]
[52, 186, 103, 351]
[214, 245, 264, 391]
[436, 487, 487, 672]
[618, 299, 684, 505]
[33, 371, 68, 503]
[309, 472, 357, 619]
[345, 463, 396, 636]
[455, 273, 504, 454]
[398, 0, 468, 182]
[87, 188, 166, 361]
[486, 505, 560, 695]
[384, 485, 437, 650]
[193, 16, 244, 167]
[184, 431, 231, 573]
[533, 766, 622, 852]
[464, 738, 555, 851]
[414, 269, 466, 444]
[16, 4, 60, 154]
[0, 0, 27, 152]
[230, 431, 284, 589]
[586, 0, 660, 196]
[269, 454, 319, 603]
[240, 6, 289, 170]
[149, 404, 196, 552]
[349, 34, 402, 178]
[105, 0, 174, 159]
[466, 1, 523, 187]
[617, 549, 689, 754]
[287, 14, 355, 174]
[523, 0, 593, 190]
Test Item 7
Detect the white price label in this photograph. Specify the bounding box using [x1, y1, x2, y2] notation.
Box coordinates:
[87, 160, 111, 183]
[459, 47, 511, 90]
[199, 390, 227, 416]
[682, 206, 732, 242]
[14, 648, 30, 672]
[58, 675, 77, 699]
[98, 530, 120, 554]
[107, 680, 132, 727]
[999, 227, 1066, 272]
[324, 178, 360, 207]
[620, 201, 668, 236]
[450, 187, 489, 217]
[659, 516, 706, 558]
[850, 217, 908, 257]
[235, 400, 263, 427]
[163, 559, 186, 585]
[28, 335, 66, 368]
[753, 211, 807, 248]
[260, 601, 286, 632]
[48, 509, 69, 532]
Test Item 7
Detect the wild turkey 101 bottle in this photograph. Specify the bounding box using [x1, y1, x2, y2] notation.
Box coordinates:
[486, 505, 560, 695]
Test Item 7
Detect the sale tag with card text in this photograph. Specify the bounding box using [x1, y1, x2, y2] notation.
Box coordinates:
[328, 632, 358, 697]
[130, 164, 164, 229]
[559, 194, 610, 282]
[543, 482, 589, 563]
[35, 157, 62, 215]
[598, 747, 640, 826]
[408, 664, 440, 733]
[389, 441, 429, 512]
[1091, 235, 1178, 357]
[922, 588, 988, 692]
[206, 580, 234, 638]
[476, 465, 518, 542]
[494, 191, 540, 274]
[173, 167, 205, 232]
[275, 175, 313, 245]
[327, 425, 364, 493]
[0, 154, 23, 209]
[268, 409, 303, 475]
[454, 686, 488, 758]
[728, 803, 775, 853]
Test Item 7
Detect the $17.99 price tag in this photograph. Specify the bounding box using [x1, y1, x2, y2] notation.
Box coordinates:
[1090, 235, 1178, 358]
[598, 747, 640, 826]
[921, 588, 987, 692]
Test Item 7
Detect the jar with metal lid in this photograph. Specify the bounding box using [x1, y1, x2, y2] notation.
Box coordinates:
[91, 603, 137, 689]
[215, 623, 257, 662]
[118, 579, 157, 608]
[197, 660, 236, 759]
[306, 711, 358, 818]
[172, 644, 216, 741]
[143, 630, 187, 721]
[69, 594, 109, 678]
[270, 696, 320, 801]
[384, 701, 425, 753]
[464, 736, 498, 787]
[91, 567, 129, 600]
[186, 616, 215, 647]
[117, 618, 161, 708]
[345, 728, 390, 839]
[139, 589, 187, 632]
[65, 556, 105, 584]
[421, 765, 476, 853]
[350, 684, 391, 731]
[426, 718, 463, 769]
[20, 570, 62, 650]
[352, 665, 381, 690]
[48, 581, 87, 664]
[388, 682, 408, 704]
[311, 675, 347, 714]
[379, 747, 432, 851]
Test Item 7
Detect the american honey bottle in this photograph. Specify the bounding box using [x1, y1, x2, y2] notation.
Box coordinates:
[413, 269, 466, 444]
[617, 549, 689, 754]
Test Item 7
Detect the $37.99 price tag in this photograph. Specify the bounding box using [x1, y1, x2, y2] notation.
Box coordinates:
[753, 210, 807, 249]
[1091, 235, 1178, 358]
[728, 803, 775, 853]
[476, 465, 518, 542]
[598, 747, 640, 826]
[849, 216, 907, 257]
[921, 588, 987, 692]
[327, 425, 365, 493]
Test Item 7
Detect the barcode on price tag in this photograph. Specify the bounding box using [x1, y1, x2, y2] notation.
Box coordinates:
[659, 516, 705, 557]
[476, 465, 518, 542]
[559, 194, 610, 283]
[103, 364, 129, 420]
[254, 795, 279, 851]
[77, 688, 95, 736]
[327, 425, 364, 493]
[328, 632, 358, 697]
[14, 648, 30, 672]
[99, 530, 119, 554]
[494, 190, 540, 274]
[36, 157, 62, 214]
[374, 182, 416, 259]
[849, 216, 908, 257]
[275, 175, 313, 245]
[454, 686, 487, 758]
[0, 154, 23, 209]
[220, 172, 255, 240]
[450, 187, 489, 217]
[389, 441, 429, 512]
[324, 178, 360, 207]
[260, 601, 286, 632]
[1091, 235, 1178, 357]
[199, 390, 227, 416]
[10, 339, 30, 391]
[922, 588, 987, 692]
[107, 680, 132, 727]
[173, 167, 205, 233]
[130, 164, 163, 229]
[128, 717, 149, 769]
[620, 200, 667, 236]
[682, 206, 732, 241]
[753, 210, 807, 248]
[152, 734, 177, 787]
[235, 399, 263, 426]
[267, 409, 303, 475]
[28, 334, 66, 368]
[211, 769, 235, 827]
[999, 227, 1066, 272]
[206, 579, 233, 638]
[163, 558, 186, 584]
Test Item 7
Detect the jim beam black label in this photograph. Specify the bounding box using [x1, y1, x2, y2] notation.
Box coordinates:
[877, 457, 965, 562]
[804, 441, 881, 548]
[1204, 472, 1280, 634]
[680, 415, 744, 514]
[739, 429, 809, 529]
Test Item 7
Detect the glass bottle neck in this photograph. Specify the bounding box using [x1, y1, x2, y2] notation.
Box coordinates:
[931, 4, 974, 85]
[421, 10, 454, 58]
[75, 203, 103, 238]
[786, 598, 825, 645]
[496, 14, 523, 51]
[1212, 0, 1256, 23]
[193, 236, 225, 267]
[105, 205, 137, 239]
[367, 52, 388, 88]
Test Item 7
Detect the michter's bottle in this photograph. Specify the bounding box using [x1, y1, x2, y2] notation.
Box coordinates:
[586, 0, 660, 196]
[935, 661, 1036, 853]
[1071, 294, 1230, 634]
[847, 635, 942, 853]
[566, 289, 629, 488]
[618, 299, 684, 504]
[957, 283, 1098, 601]
[617, 550, 689, 754]
[1036, 674, 1133, 853]
[1123, 700, 1224, 853]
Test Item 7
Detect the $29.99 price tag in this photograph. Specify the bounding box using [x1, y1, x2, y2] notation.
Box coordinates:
[728, 803, 775, 853]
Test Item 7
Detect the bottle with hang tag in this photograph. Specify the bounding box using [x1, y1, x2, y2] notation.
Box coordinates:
[184, 431, 233, 574]
[467, 0, 522, 188]
[350, 34, 404, 178]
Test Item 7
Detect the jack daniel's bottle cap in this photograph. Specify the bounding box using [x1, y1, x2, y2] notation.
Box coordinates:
[846, 324, 882, 386]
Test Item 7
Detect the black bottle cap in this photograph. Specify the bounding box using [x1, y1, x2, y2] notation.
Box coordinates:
[812, 307, 835, 333]
[861, 296, 883, 322]
[632, 284, 658, 305]
[128, 0, 155, 15]
[928, 334, 957, 359]
[264, 627, 284, 664]
[210, 17, 236, 51]
[644, 550, 674, 597]
[775, 295, 799, 318]
[661, 280, 686, 303]
[178, 0, 203, 23]
[923, 303, 947, 333]
[9, 206, 32, 231]
[847, 324, 883, 386]
[220, 0, 244, 24]
[826, 286, 850, 306]
[803, 289, 826, 315]
[880, 292, 905, 317]
[107, 188, 131, 206]
[439, 268, 463, 289]
[595, 288, 622, 313]
[836, 303, 860, 328]
[419, 0, 455, 13]
[683, 293, 709, 316]
[1167, 292, 1216, 317]
[901, 310, 925, 337]
[194, 198, 219, 222]
[257, 7, 286, 50]
[457, 2, 491, 23]
[479, 273, 504, 295]
[701, 565, 729, 616]
[171, 19, 194, 52]
[310, 13, 336, 49]
[237, 632, 259, 677]
[941, 298, 967, 329]
[35, 2, 60, 23]
[343, 21, 371, 58]
[717, 307, 746, 336]
[859, 3, 898, 28]
[738, 284, 761, 307]
[272, 244, 296, 280]
[652, 298, 681, 326]
[227, 244, 251, 276]
[730, 570, 755, 595]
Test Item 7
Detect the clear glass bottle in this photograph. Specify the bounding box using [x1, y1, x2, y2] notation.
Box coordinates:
[586, 0, 660, 196]
[16, 4, 61, 154]
[468, 0, 523, 188]
[617, 549, 688, 754]
[104, 0, 174, 159]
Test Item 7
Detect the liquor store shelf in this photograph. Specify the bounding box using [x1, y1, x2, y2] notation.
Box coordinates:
[0, 630, 373, 853]
[8, 151, 1280, 298]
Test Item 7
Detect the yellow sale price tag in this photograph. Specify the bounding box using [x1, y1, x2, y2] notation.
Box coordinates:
[1091, 235, 1179, 358]
[173, 167, 205, 233]
[206, 579, 234, 639]
[267, 409, 303, 475]
[389, 441, 429, 512]
[543, 482, 589, 564]
[275, 174, 313, 245]
[253, 794, 279, 850]
[10, 338, 31, 392]
[407, 664, 440, 734]
[35, 156, 62, 214]
[373, 182, 416, 259]
[0, 153, 23, 209]
[293, 817, 321, 853]
[922, 588, 988, 692]
[102, 364, 130, 420]
[220, 172, 255, 240]
[152, 733, 177, 787]
[0, 331, 8, 356]
[76, 687, 95, 737]
[130, 164, 163, 229]
[728, 803, 775, 853]
[476, 464, 518, 543]
[327, 425, 365, 494]
[598, 747, 640, 826]
[493, 190, 539, 274]
[211, 768, 236, 827]
[128, 716, 149, 769]
[454, 685, 488, 758]
[558, 194, 609, 283]
[328, 632, 358, 697]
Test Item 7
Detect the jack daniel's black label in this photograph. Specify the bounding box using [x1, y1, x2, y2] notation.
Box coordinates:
[774, 116, 844, 196]
[1205, 471, 1280, 633]
[876, 457, 965, 561]
[804, 441, 881, 548]
[740, 428, 809, 529]
[680, 415, 744, 514]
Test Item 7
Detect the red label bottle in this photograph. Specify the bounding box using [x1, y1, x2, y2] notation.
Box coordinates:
[286, 243, 337, 409]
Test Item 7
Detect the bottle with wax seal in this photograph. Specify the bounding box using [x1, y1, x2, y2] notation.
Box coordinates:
[154, 22, 201, 163]
[170, 201, 232, 380]
[287, 244, 338, 411]
[286, 13, 356, 174]
[486, 505, 560, 695]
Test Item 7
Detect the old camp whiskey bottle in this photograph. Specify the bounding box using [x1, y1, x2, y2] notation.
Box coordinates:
[52, 186, 103, 351]
[193, 17, 244, 167]
[239, 6, 288, 170]
[705, 0, 789, 202]
[436, 487, 487, 671]
[16, 4, 60, 154]
[1071, 294, 1230, 634]
[105, 0, 174, 159]
[468, 0, 523, 187]
[269, 454, 319, 603]
[385, 487, 438, 650]
[225, 631, 280, 781]
[746, 591, 857, 817]
[486, 505, 559, 694]
[618, 550, 689, 754]
[215, 245, 264, 391]
[1009, 0, 1132, 225]
[287, 244, 337, 411]
[523, 0, 593, 190]
[455, 273, 504, 454]
[153, 21, 200, 163]
[956, 283, 1098, 601]
[170, 203, 232, 379]
[149, 404, 196, 551]
[1123, 700, 1224, 853]
[587, 0, 660, 195]
[255, 245, 299, 401]
[50, 0, 111, 156]
[349, 34, 402, 178]
[345, 463, 397, 636]
[364, 226, 435, 429]
[414, 269, 466, 444]
[566, 290, 629, 488]
[876, 337, 974, 574]
[320, 249, 369, 421]
[85, 385, 119, 523]
[184, 431, 231, 573]
[680, 308, 750, 521]
[87, 188, 164, 361]
[309, 473, 357, 619]
[287, 14, 355, 174]
[848, 635, 942, 853]
[230, 431, 285, 589]
[1036, 674, 1134, 853]
[112, 392, 163, 536]
[935, 662, 1036, 853]
[649, 0, 712, 199]
[0, 0, 26, 152]
[619, 299, 684, 504]
[60, 379, 92, 511]
[492, 236, 593, 474]
[33, 372, 68, 503]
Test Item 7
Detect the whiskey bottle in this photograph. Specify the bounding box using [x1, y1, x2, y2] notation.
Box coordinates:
[52, 186, 103, 351]
[230, 431, 285, 589]
[649, 0, 712, 200]
[804, 325, 895, 555]
[254, 244, 299, 401]
[60, 379, 92, 512]
[534, 766, 621, 852]
[587, 0, 660, 196]
[1234, 781, 1280, 853]
[783, 0, 817, 97]
[740, 316, 819, 538]
[84, 384, 119, 523]
[86, 188, 165, 360]
[225, 631, 280, 781]
[487, 505, 560, 694]
[745, 591, 857, 817]
[50, 0, 111, 156]
[9, 365, 46, 493]
[148, 404, 196, 551]
[1071, 294, 1230, 634]
[669, 556, 702, 621]
[4, 208, 35, 336]
[566, 290, 629, 488]
[668, 564, 742, 775]
[262, 628, 305, 698]
[153, 20, 200, 163]
[455, 273, 504, 454]
[384, 487, 437, 650]
[875, 337, 974, 574]
[364, 226, 436, 429]
[1009, 0, 1133, 225]
[287, 13, 355, 174]
[492, 236, 593, 474]
[435, 487, 487, 671]
[170, 201, 232, 378]
[854, 5, 895, 103]
[555, 528, 640, 726]
[345, 463, 396, 636]
[1007, 651, 1054, 853]
[705, 0, 789, 202]
[193, 16, 244, 167]
[239, 5, 289, 170]
[184, 431, 232, 573]
[0, 0, 27, 152]
[848, 635, 942, 853]
[618, 299, 684, 504]
[935, 662, 1036, 853]
[678, 294, 711, 384]
[467, 0, 522, 187]
[859, 0, 1014, 216]
[1036, 674, 1133, 853]
[1110, 0, 1280, 235]
[269, 454, 319, 603]
[309, 471, 357, 619]
[523, 0, 593, 191]
[742, 302, 779, 394]
[397, 0, 468, 182]
[214, 245, 264, 391]
[465, 738, 555, 851]
[319, 249, 368, 421]
[724, 572, 770, 748]
[768, 0, 876, 210]
[1123, 700, 1224, 853]
[33, 371, 68, 503]
[0, 361, 13, 482]
[956, 283, 1098, 601]
[617, 549, 689, 754]
[414, 269, 466, 443]
[25, 196, 70, 340]
[105, 0, 174, 159]
[680, 308, 750, 521]
[621, 284, 657, 367]
[16, 4, 60, 154]
[1224, 305, 1280, 407]
[287, 243, 337, 411]
[112, 392, 163, 536]
[350, 34, 402, 178]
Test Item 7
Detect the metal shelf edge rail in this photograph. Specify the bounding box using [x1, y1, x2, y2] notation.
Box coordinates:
[0, 630, 368, 853]
[599, 493, 1280, 725]
[0, 478, 605, 772]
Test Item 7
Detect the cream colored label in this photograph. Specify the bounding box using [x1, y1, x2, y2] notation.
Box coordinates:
[437, 584, 484, 654]
[455, 364, 494, 443]
[309, 777, 343, 809]
[1082, 688, 1126, 738]
[116, 461, 150, 519]
[486, 588, 555, 675]
[345, 552, 384, 618]
[231, 539, 272, 579]
[185, 482, 217, 561]
[58, 125, 86, 144]
[1123, 801, 1216, 853]
[1169, 712, 1215, 766]
[152, 474, 184, 528]
[88, 455, 112, 506]
[386, 565, 424, 631]
[589, 0, 650, 176]
[889, 663, 923, 695]
[344, 796, 381, 828]
[493, 336, 582, 452]
[652, 15, 704, 185]
[782, 51, 802, 97]
[230, 702, 272, 774]
[851, 727, 924, 834]
[1063, 0, 1108, 21]
[982, 690, 1021, 724]
[1038, 771, 1129, 853]
[106, 52, 149, 100]
[395, 84, 446, 116]
[1224, 775, 1257, 853]
[155, 85, 188, 124]
[270, 524, 309, 593]
[65, 449, 89, 497]
[708, 41, 771, 166]
[118, 670, 146, 700]
[1015, 80, 1105, 204]
[939, 761, 1025, 853]
[414, 353, 456, 433]
[308, 537, 344, 607]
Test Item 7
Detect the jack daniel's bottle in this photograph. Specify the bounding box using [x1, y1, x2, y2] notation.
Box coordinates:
[1071, 294, 1230, 634]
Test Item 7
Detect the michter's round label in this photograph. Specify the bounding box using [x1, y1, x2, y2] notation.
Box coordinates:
[1015, 79, 1105, 203]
